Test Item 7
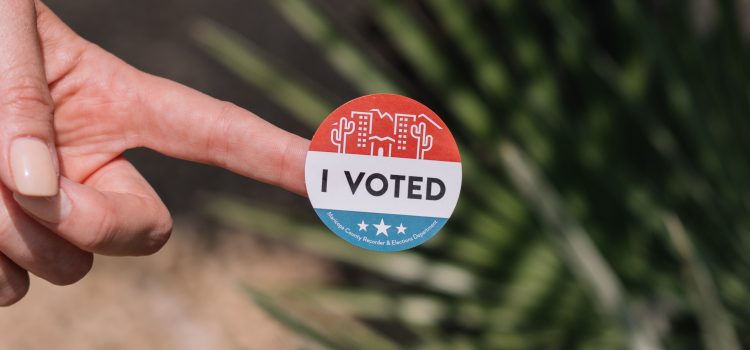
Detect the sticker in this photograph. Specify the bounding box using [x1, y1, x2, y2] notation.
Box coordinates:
[305, 94, 462, 252]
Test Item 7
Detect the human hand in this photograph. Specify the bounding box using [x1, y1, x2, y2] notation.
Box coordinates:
[0, 0, 309, 305]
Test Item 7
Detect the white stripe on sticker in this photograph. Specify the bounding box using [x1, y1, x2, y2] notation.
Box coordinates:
[305, 151, 462, 218]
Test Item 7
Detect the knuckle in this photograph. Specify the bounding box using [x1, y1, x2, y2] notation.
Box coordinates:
[78, 207, 116, 252]
[205, 101, 237, 167]
[0, 274, 28, 307]
[46, 252, 93, 286]
[1, 76, 53, 118]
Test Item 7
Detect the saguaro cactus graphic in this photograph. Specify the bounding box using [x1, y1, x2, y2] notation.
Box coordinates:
[410, 122, 433, 159]
[330, 116, 355, 153]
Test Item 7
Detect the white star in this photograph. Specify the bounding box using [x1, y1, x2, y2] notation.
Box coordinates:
[373, 219, 391, 237]
[396, 223, 407, 234]
[357, 220, 368, 231]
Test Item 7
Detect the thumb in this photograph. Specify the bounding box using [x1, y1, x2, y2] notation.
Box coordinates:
[0, 0, 58, 197]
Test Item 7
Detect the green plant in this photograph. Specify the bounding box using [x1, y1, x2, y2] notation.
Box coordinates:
[191, 1, 750, 349]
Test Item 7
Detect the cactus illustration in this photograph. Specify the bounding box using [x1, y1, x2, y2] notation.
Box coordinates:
[330, 116, 356, 153]
[410, 122, 433, 159]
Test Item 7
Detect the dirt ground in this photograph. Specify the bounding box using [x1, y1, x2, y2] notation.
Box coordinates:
[0, 1, 367, 349]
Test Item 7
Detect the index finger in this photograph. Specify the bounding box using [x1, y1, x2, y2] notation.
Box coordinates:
[129, 72, 309, 196]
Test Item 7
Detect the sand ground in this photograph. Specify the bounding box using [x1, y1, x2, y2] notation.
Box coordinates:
[0, 218, 335, 350]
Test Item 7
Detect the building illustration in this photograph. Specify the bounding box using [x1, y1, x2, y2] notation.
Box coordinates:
[330, 109, 443, 160]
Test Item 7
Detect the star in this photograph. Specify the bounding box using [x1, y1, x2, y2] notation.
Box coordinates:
[373, 219, 391, 237]
[396, 223, 407, 234]
[357, 220, 369, 231]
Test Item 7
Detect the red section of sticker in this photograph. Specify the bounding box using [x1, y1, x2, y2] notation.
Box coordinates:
[309, 94, 461, 162]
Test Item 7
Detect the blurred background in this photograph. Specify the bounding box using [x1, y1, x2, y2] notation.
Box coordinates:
[2, 0, 750, 349]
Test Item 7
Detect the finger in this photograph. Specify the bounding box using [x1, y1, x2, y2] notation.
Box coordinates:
[15, 157, 173, 256]
[0, 0, 59, 197]
[0, 253, 28, 306]
[130, 74, 309, 196]
[33, 2, 307, 195]
[0, 183, 92, 285]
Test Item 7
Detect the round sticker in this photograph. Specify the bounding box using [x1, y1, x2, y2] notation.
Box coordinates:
[305, 93, 462, 252]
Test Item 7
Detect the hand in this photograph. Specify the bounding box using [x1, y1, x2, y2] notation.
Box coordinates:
[0, 0, 309, 305]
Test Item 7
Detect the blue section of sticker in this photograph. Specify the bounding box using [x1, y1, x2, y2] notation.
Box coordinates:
[314, 208, 447, 252]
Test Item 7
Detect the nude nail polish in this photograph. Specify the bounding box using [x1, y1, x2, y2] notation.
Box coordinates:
[10, 138, 58, 197]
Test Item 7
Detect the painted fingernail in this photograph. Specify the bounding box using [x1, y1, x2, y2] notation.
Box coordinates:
[10, 138, 58, 197]
[13, 189, 71, 224]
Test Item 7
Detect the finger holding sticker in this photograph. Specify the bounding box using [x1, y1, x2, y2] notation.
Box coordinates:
[305, 94, 462, 252]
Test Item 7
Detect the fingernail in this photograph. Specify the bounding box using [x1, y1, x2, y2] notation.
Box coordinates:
[10, 138, 58, 197]
[13, 189, 71, 223]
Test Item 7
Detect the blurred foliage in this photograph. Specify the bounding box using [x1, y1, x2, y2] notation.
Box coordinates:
[191, 0, 750, 349]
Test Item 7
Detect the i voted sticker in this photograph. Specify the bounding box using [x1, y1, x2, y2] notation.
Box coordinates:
[305, 94, 462, 252]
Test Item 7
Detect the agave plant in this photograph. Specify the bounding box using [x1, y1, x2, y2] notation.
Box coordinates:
[190, 0, 749, 349]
